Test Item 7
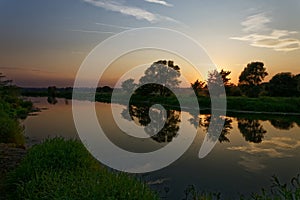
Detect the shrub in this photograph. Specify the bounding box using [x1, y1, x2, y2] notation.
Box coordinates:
[0, 109, 24, 146]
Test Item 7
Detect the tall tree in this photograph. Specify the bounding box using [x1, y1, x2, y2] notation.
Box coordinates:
[268, 72, 297, 97]
[207, 69, 231, 96]
[191, 79, 206, 97]
[121, 78, 137, 94]
[137, 60, 181, 97]
[295, 74, 300, 96]
[238, 62, 268, 97]
[220, 69, 231, 86]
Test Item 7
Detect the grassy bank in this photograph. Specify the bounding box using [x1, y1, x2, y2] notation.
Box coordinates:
[3, 138, 158, 200]
[226, 96, 300, 114]
[126, 95, 300, 114]
[94, 93, 300, 114]
[3, 138, 300, 200]
[22, 87, 300, 114]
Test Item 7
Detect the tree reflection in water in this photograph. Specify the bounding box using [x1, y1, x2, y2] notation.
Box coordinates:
[188, 112, 233, 143]
[200, 115, 233, 143]
[237, 119, 266, 143]
[269, 119, 294, 130]
[189, 113, 299, 144]
[47, 96, 58, 105]
[121, 105, 181, 143]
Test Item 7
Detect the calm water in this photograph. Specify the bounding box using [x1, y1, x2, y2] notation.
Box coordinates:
[24, 97, 300, 199]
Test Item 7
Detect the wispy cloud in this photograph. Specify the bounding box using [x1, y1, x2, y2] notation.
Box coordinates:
[95, 22, 133, 30]
[231, 13, 300, 52]
[228, 137, 300, 158]
[69, 29, 116, 34]
[0, 66, 57, 74]
[227, 136, 300, 172]
[71, 51, 87, 55]
[241, 13, 270, 33]
[82, 0, 177, 23]
[144, 0, 173, 7]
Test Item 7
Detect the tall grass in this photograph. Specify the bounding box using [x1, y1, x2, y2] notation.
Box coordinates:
[184, 175, 300, 200]
[0, 109, 25, 146]
[3, 138, 158, 200]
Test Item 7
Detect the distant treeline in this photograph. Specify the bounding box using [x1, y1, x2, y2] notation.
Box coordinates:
[21, 61, 300, 98]
[191, 61, 300, 98]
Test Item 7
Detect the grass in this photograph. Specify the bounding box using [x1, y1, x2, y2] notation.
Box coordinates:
[226, 96, 300, 113]
[3, 138, 158, 200]
[183, 175, 300, 200]
[2, 138, 300, 200]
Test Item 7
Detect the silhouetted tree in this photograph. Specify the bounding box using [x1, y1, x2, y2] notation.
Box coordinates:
[47, 86, 58, 104]
[269, 72, 297, 97]
[238, 119, 266, 143]
[227, 85, 242, 96]
[294, 74, 300, 96]
[0, 73, 20, 98]
[238, 62, 268, 97]
[136, 60, 181, 97]
[207, 69, 233, 96]
[191, 79, 206, 97]
[220, 69, 231, 86]
[207, 70, 223, 97]
[121, 78, 137, 94]
[96, 86, 113, 93]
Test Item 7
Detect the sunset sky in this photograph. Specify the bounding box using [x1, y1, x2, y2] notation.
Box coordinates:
[0, 0, 299, 87]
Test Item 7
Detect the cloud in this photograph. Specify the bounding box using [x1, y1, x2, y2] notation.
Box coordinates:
[241, 13, 271, 33]
[69, 29, 116, 34]
[0, 66, 55, 74]
[228, 145, 288, 158]
[83, 0, 177, 23]
[144, 0, 173, 7]
[238, 155, 266, 172]
[227, 136, 300, 172]
[231, 13, 300, 52]
[228, 137, 300, 158]
[95, 22, 133, 30]
[147, 178, 170, 185]
[71, 51, 87, 55]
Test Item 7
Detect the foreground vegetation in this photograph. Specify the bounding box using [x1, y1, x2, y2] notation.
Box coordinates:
[0, 74, 32, 146]
[3, 138, 158, 200]
[184, 174, 300, 200]
[2, 138, 300, 200]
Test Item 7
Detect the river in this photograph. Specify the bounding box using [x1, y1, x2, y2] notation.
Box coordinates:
[23, 97, 300, 199]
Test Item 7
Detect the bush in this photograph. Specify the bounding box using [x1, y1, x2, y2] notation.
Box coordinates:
[0, 109, 24, 146]
[4, 138, 158, 200]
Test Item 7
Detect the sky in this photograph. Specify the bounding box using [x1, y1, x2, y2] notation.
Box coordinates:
[0, 0, 299, 87]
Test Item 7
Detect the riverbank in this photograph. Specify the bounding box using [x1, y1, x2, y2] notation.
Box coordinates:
[2, 137, 300, 200]
[2, 138, 159, 200]
[22, 89, 300, 115]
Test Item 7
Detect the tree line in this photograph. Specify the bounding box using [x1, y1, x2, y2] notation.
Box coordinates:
[122, 60, 300, 98]
[192, 61, 300, 98]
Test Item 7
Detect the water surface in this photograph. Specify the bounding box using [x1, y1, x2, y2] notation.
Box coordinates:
[24, 97, 300, 199]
